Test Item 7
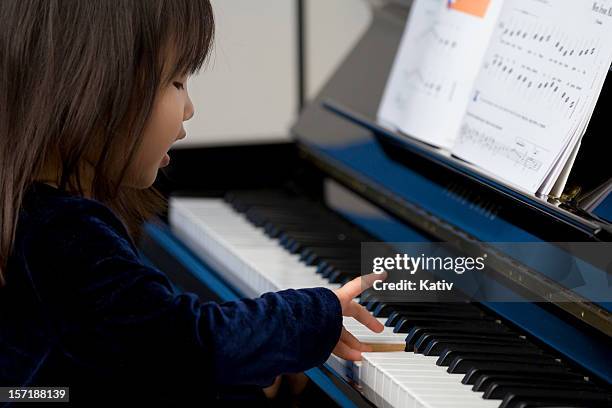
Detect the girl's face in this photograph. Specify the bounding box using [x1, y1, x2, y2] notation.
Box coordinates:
[125, 74, 194, 188]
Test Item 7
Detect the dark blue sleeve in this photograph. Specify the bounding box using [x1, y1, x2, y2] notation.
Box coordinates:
[24, 206, 343, 388]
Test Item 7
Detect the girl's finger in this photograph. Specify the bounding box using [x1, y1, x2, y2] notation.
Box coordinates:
[348, 301, 384, 333]
[337, 272, 386, 302]
[340, 327, 372, 352]
[332, 339, 362, 361]
[286, 373, 309, 396]
[262, 376, 282, 399]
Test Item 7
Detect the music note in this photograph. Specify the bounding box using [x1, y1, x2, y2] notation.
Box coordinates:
[457, 123, 543, 172]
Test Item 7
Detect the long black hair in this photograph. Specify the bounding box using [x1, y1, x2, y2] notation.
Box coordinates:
[0, 0, 215, 285]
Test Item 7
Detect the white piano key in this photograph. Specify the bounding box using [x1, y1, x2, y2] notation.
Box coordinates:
[362, 353, 499, 408]
[170, 197, 500, 408]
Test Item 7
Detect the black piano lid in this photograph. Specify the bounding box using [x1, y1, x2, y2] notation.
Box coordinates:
[292, 3, 612, 349]
[320, 97, 610, 237]
[295, 1, 612, 239]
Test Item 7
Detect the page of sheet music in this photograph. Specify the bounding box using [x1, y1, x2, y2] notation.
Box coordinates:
[377, 0, 504, 149]
[452, 0, 612, 194]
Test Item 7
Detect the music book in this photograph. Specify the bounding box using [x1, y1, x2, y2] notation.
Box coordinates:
[378, 0, 612, 197]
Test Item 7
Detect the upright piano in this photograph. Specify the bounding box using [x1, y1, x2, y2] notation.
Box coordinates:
[139, 1, 612, 406]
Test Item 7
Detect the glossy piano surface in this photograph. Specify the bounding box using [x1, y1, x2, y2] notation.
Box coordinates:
[292, 3, 612, 244]
[141, 184, 612, 406]
[289, 0, 612, 382]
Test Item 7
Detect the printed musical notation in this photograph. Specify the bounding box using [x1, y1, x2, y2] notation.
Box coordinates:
[380, 0, 612, 194]
[402, 69, 446, 97]
[417, 21, 459, 51]
[496, 18, 600, 74]
[481, 54, 581, 119]
[457, 123, 543, 172]
[378, 0, 503, 148]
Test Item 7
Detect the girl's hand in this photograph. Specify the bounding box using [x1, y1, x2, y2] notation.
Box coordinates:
[332, 273, 386, 361]
[263, 373, 309, 399]
[262, 376, 282, 399]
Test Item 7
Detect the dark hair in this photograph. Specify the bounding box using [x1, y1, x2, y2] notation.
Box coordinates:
[0, 0, 215, 285]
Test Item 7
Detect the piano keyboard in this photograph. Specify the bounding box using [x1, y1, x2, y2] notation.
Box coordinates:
[169, 191, 610, 408]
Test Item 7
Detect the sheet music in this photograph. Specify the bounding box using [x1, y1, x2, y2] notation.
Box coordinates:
[377, 0, 504, 149]
[451, 0, 612, 193]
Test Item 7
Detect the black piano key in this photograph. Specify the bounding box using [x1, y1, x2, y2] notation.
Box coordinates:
[366, 300, 383, 312]
[437, 349, 551, 366]
[499, 389, 612, 408]
[315, 262, 331, 275]
[396, 310, 495, 321]
[391, 305, 495, 318]
[284, 235, 361, 251]
[280, 230, 362, 242]
[246, 211, 307, 227]
[268, 224, 321, 238]
[393, 318, 498, 333]
[415, 331, 524, 345]
[424, 339, 539, 356]
[298, 245, 361, 255]
[245, 211, 354, 235]
[385, 311, 404, 327]
[246, 207, 328, 224]
[273, 224, 363, 243]
[298, 247, 360, 265]
[358, 291, 379, 306]
[225, 191, 296, 212]
[433, 343, 541, 360]
[301, 245, 358, 261]
[509, 400, 597, 408]
[387, 307, 493, 327]
[483, 380, 602, 399]
[472, 373, 591, 393]
[327, 269, 360, 284]
[447, 355, 562, 374]
[372, 304, 400, 318]
[442, 352, 557, 369]
[318, 259, 361, 269]
[273, 215, 336, 227]
[462, 366, 577, 385]
[373, 302, 487, 319]
[393, 311, 490, 324]
[317, 262, 361, 279]
[321, 266, 341, 280]
[414, 333, 527, 353]
[410, 326, 514, 349]
[394, 316, 496, 333]
[322, 261, 359, 271]
[464, 369, 586, 386]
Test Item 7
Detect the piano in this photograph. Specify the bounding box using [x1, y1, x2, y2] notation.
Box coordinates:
[139, 1, 612, 407]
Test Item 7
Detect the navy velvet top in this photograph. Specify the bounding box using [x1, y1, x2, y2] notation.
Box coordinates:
[0, 182, 343, 404]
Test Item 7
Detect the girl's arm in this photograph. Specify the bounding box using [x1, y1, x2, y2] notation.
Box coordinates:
[24, 204, 342, 389]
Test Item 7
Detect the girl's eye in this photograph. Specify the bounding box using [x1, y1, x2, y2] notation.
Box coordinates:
[173, 81, 184, 90]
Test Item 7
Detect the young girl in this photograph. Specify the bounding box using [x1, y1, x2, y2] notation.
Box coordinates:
[0, 0, 383, 404]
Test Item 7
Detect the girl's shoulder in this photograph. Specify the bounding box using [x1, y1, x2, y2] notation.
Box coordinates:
[10, 182, 151, 298]
[22, 182, 131, 239]
[18, 182, 138, 260]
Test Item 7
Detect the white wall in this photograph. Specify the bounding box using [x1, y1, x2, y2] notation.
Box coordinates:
[305, 0, 372, 101]
[174, 0, 372, 148]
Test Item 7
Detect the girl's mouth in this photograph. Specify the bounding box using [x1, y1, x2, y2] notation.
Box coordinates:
[160, 152, 170, 167]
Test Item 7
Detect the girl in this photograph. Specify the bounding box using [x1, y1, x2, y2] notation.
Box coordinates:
[0, 0, 384, 405]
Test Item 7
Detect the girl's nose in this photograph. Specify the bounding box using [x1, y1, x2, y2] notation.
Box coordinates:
[184, 94, 194, 121]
